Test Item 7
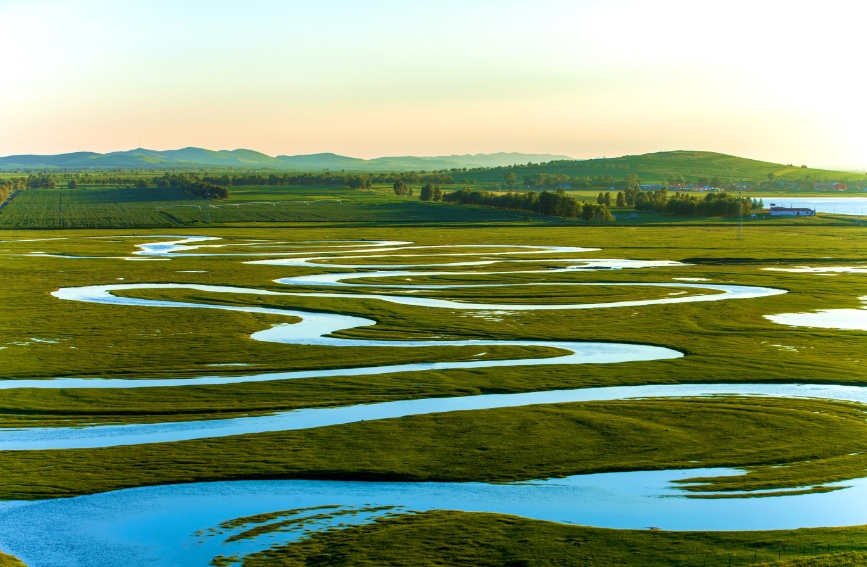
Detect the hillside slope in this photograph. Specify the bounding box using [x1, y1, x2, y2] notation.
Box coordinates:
[468, 151, 866, 184]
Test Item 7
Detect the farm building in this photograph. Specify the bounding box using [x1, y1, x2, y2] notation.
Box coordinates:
[769, 206, 815, 216]
[814, 182, 847, 192]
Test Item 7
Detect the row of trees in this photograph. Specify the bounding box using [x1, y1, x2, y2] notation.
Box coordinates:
[442, 187, 614, 223]
[631, 190, 761, 216]
[521, 173, 624, 189]
[395, 181, 445, 200]
[200, 171, 455, 188]
[20, 175, 58, 188]
[182, 181, 229, 200]
[1, 177, 27, 194]
[127, 173, 230, 199]
[0, 178, 25, 203]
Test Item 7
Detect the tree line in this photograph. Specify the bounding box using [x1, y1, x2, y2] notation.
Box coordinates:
[0, 179, 24, 203]
[130, 173, 230, 199]
[523, 173, 619, 189]
[442, 187, 614, 223]
[617, 188, 762, 216]
[200, 171, 456, 188]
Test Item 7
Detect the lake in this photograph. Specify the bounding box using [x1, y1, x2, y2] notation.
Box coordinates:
[764, 197, 867, 216]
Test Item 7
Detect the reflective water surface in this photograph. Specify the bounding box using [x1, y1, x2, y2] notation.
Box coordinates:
[3, 469, 867, 567]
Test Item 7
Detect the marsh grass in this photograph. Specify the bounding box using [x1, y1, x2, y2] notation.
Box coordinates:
[0, 224, 866, 565]
[237, 510, 867, 567]
[3, 397, 867, 499]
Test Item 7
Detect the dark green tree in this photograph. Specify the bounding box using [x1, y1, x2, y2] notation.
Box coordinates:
[504, 172, 517, 189]
[393, 181, 409, 196]
[419, 183, 434, 201]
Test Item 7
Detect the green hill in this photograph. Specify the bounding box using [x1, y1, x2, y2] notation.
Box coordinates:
[467, 151, 866, 185]
[0, 149, 572, 171]
[0, 148, 861, 184]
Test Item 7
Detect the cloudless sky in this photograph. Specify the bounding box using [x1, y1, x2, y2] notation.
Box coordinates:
[1, 0, 865, 166]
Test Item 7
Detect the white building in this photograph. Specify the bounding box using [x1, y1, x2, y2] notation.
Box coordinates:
[769, 207, 815, 216]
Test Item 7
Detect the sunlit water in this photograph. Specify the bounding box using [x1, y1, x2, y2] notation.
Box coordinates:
[765, 197, 867, 216]
[4, 382, 867, 450]
[4, 469, 867, 567]
[766, 296, 867, 331]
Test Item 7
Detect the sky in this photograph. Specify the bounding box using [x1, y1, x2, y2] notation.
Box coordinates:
[1, 0, 865, 166]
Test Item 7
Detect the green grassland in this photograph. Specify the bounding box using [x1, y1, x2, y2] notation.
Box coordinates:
[467, 150, 867, 185]
[233, 510, 867, 567]
[2, 183, 864, 231]
[7, 397, 867, 501]
[0, 220, 866, 565]
[0, 185, 546, 229]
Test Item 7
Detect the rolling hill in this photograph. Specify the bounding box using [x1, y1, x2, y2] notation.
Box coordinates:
[0, 148, 862, 185]
[467, 151, 866, 184]
[0, 148, 573, 171]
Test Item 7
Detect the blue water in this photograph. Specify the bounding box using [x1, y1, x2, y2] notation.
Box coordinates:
[765, 197, 867, 216]
[2, 470, 867, 567]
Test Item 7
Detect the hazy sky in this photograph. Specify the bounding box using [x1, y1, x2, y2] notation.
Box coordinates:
[1, 0, 865, 165]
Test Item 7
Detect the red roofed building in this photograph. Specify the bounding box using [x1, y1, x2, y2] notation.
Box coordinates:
[814, 182, 847, 192]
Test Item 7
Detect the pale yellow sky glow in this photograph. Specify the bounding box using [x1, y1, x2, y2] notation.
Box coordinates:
[1, 0, 865, 165]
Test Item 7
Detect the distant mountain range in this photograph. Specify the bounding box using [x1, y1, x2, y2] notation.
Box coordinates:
[0, 148, 574, 171]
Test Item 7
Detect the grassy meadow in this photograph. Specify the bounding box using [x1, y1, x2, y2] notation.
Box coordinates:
[236, 510, 867, 567]
[467, 150, 867, 185]
[0, 214, 866, 565]
[0, 185, 542, 229]
[4, 183, 864, 231]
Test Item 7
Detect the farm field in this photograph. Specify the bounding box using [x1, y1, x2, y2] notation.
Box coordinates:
[0, 221, 865, 566]
[0, 186, 535, 229]
[2, 185, 865, 232]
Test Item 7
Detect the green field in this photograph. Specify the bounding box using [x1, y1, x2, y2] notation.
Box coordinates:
[467, 150, 867, 185]
[0, 186, 546, 229]
[1, 184, 863, 231]
[0, 205, 866, 565]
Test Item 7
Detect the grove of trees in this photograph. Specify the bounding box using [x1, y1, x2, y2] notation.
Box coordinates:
[636, 191, 762, 217]
[393, 181, 413, 196]
[442, 187, 614, 223]
[419, 183, 442, 201]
